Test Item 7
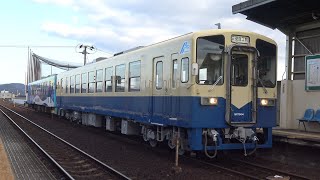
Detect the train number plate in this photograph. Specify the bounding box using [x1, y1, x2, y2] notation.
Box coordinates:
[231, 35, 250, 44]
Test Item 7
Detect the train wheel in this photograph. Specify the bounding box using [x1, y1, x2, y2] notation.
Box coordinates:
[149, 139, 158, 147]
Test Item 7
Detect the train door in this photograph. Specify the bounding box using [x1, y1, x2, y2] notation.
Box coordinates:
[226, 46, 259, 126]
[152, 56, 166, 120]
[230, 53, 252, 124]
[169, 53, 179, 118]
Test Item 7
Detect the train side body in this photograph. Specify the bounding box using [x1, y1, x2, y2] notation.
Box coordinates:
[41, 30, 278, 155]
[27, 75, 57, 108]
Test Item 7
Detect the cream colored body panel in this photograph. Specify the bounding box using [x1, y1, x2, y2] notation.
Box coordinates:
[57, 30, 277, 106]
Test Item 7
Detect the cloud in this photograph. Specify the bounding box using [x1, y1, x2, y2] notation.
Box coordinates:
[33, 0, 74, 6]
[34, 0, 286, 79]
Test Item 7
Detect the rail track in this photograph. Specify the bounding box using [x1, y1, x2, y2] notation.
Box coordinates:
[0, 104, 131, 180]
[183, 155, 310, 180]
[3, 102, 315, 179]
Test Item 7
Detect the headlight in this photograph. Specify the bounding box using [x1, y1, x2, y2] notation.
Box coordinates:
[201, 97, 218, 106]
[209, 98, 218, 105]
[260, 99, 275, 106]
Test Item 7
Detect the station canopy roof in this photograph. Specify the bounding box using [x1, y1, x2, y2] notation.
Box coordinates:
[232, 0, 320, 33]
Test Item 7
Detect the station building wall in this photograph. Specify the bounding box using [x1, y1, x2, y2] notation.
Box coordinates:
[280, 80, 320, 132]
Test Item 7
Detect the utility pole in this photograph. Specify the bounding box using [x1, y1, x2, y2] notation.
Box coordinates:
[76, 44, 96, 65]
[215, 23, 221, 29]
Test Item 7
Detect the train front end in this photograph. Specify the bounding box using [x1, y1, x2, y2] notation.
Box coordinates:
[189, 31, 277, 157]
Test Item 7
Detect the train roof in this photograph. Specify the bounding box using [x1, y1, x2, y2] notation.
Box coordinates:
[28, 74, 57, 85]
[57, 29, 277, 76]
[113, 29, 276, 56]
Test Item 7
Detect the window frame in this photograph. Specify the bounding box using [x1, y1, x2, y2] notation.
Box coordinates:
[65, 77, 69, 93]
[75, 74, 80, 93]
[181, 57, 189, 83]
[172, 59, 178, 88]
[88, 71, 95, 93]
[96, 69, 103, 93]
[105, 67, 113, 92]
[156, 61, 163, 90]
[129, 60, 141, 92]
[196, 35, 225, 85]
[115, 64, 126, 92]
[70, 76, 75, 94]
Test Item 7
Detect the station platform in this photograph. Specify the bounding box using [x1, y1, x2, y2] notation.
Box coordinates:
[272, 128, 320, 148]
[0, 113, 56, 180]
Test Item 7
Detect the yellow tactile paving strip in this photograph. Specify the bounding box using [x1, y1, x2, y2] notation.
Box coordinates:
[0, 139, 14, 180]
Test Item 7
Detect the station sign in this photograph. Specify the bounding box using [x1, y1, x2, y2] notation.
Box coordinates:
[305, 55, 320, 91]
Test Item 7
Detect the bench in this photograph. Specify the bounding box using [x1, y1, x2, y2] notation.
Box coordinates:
[297, 109, 314, 131]
[311, 109, 320, 123]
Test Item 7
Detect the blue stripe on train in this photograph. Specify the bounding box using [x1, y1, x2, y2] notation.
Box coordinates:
[57, 96, 276, 128]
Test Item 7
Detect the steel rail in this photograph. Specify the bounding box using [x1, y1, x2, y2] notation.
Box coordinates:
[231, 158, 310, 180]
[182, 156, 261, 180]
[184, 155, 310, 180]
[0, 107, 74, 180]
[0, 104, 131, 180]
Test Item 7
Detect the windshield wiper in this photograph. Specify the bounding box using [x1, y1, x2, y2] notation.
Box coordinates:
[209, 76, 223, 92]
[257, 72, 268, 94]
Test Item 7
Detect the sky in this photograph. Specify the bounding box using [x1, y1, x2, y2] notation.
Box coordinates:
[0, 0, 286, 84]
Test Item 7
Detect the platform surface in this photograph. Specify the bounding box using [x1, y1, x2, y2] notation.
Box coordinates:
[0, 113, 56, 180]
[272, 128, 320, 147]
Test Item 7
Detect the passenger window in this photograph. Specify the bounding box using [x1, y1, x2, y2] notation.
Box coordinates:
[75, 75, 80, 93]
[96, 69, 103, 93]
[129, 61, 141, 92]
[65, 77, 69, 93]
[105, 67, 113, 92]
[81, 73, 87, 93]
[60, 79, 63, 91]
[115, 64, 126, 92]
[88, 71, 95, 93]
[172, 59, 178, 88]
[181, 58, 189, 83]
[70, 76, 75, 93]
[156, 61, 163, 89]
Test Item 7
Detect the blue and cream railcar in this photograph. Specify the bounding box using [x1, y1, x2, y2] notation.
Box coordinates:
[56, 30, 277, 157]
[27, 75, 57, 111]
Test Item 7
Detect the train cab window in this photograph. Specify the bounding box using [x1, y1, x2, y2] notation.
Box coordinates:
[81, 73, 87, 93]
[115, 64, 126, 92]
[105, 67, 113, 92]
[75, 75, 80, 93]
[181, 58, 189, 83]
[256, 39, 277, 88]
[70, 76, 75, 94]
[196, 35, 224, 85]
[88, 71, 95, 93]
[156, 61, 163, 89]
[65, 77, 69, 93]
[172, 59, 178, 88]
[129, 61, 141, 92]
[96, 69, 103, 93]
[231, 54, 248, 86]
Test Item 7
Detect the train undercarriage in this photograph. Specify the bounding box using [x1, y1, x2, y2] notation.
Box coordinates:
[51, 108, 271, 158]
